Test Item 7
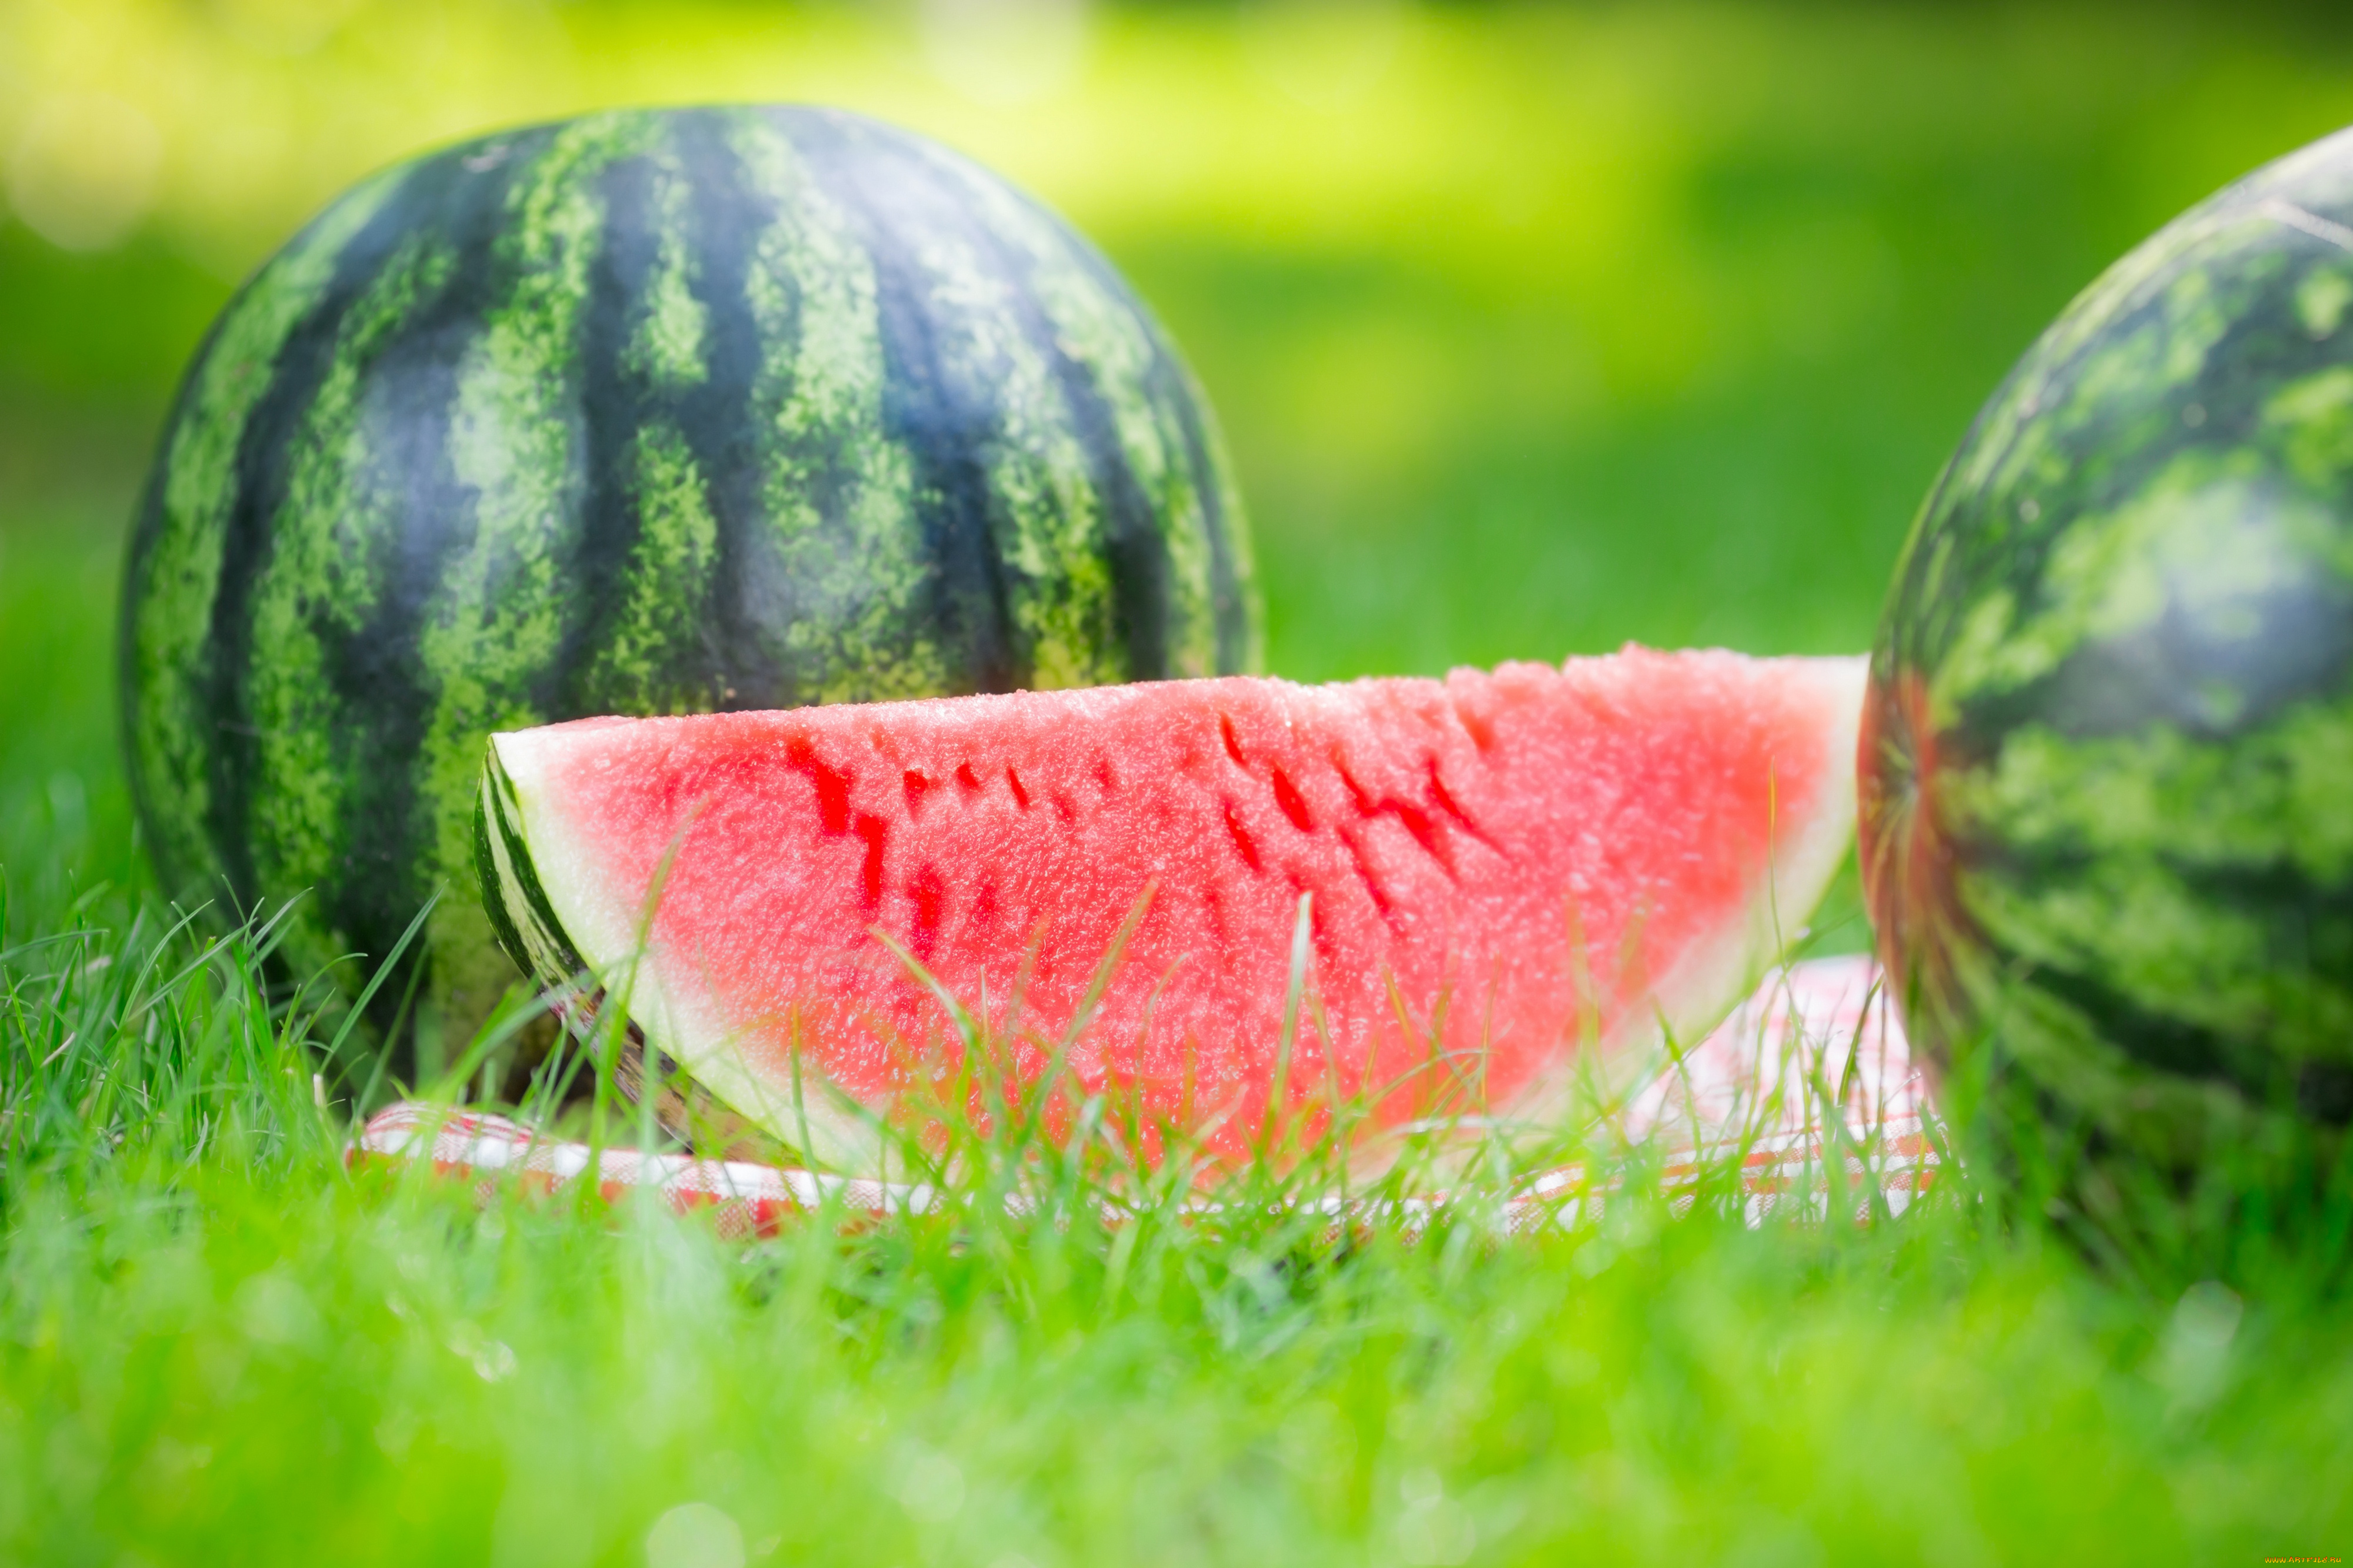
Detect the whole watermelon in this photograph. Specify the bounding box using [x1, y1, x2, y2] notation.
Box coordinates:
[1862, 126, 2353, 1210]
[119, 106, 1259, 1076]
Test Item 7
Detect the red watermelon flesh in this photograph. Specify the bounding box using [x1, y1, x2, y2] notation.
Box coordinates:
[478, 650, 1866, 1173]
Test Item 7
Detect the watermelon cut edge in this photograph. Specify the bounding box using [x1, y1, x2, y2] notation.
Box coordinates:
[478, 748, 811, 1155]
[478, 653, 1867, 1174]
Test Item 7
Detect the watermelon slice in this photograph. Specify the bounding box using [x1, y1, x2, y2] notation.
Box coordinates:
[476, 650, 1866, 1173]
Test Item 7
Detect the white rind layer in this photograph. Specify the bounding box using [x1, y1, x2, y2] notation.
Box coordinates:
[1500, 655, 1868, 1135]
[489, 726, 885, 1172]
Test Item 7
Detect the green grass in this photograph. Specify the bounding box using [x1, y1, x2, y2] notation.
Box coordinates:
[9, 2, 2353, 1562]
[2, 828, 2350, 1568]
[4, 808, 2351, 1567]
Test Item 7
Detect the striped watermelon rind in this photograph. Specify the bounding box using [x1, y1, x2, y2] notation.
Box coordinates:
[1862, 126, 2353, 1188]
[121, 105, 1258, 1074]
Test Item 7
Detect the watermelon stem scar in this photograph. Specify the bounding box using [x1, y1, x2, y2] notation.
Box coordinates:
[477, 651, 1869, 1179]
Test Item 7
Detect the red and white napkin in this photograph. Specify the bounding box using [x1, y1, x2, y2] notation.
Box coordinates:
[352, 956, 1938, 1237]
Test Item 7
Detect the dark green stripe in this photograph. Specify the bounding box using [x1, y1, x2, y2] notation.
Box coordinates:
[241, 227, 461, 992]
[204, 159, 446, 926]
[1984, 955, 2351, 1126]
[665, 111, 769, 712]
[895, 128, 1129, 690]
[916, 123, 1244, 680]
[557, 131, 701, 716]
[794, 109, 1024, 695]
[1044, 213, 1255, 676]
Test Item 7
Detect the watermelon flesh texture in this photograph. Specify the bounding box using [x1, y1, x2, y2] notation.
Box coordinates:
[481, 649, 1867, 1173]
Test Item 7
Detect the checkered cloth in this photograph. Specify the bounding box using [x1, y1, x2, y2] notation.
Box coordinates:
[351, 956, 1938, 1237]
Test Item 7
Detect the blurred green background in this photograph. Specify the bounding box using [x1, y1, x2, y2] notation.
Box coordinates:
[5, 17, 2353, 1559]
[7, 0, 2353, 911]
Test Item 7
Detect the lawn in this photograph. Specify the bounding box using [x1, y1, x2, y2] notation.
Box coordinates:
[4, 2, 2353, 1562]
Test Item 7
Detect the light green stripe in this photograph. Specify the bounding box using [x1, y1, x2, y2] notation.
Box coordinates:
[581, 421, 720, 712]
[625, 144, 709, 394]
[732, 112, 942, 705]
[1965, 856, 2319, 1056]
[2265, 361, 2353, 492]
[1954, 689, 2353, 1062]
[1962, 705, 2353, 880]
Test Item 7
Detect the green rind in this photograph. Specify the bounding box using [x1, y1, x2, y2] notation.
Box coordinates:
[474, 744, 589, 1016]
[1864, 125, 2353, 1176]
[121, 105, 1262, 1073]
[476, 732, 833, 1163]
